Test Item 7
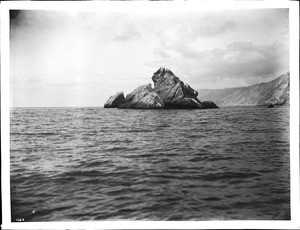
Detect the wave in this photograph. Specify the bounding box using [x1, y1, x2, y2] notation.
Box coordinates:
[10, 107, 290, 221]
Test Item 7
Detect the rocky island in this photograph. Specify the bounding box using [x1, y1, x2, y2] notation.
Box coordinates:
[104, 67, 218, 109]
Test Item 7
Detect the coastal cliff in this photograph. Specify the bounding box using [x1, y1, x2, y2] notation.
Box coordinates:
[197, 72, 290, 107]
[104, 67, 218, 109]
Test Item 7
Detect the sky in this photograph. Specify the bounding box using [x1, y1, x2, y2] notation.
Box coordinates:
[10, 7, 289, 107]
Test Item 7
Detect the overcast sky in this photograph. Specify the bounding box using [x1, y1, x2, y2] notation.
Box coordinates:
[10, 8, 289, 107]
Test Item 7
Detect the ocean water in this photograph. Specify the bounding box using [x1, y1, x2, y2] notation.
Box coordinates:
[10, 106, 290, 221]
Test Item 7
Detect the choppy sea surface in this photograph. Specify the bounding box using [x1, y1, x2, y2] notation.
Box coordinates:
[10, 106, 290, 221]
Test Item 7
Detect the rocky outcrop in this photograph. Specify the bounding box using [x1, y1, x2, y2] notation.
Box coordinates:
[201, 101, 219, 109]
[104, 91, 125, 108]
[151, 68, 203, 109]
[119, 84, 164, 109]
[197, 72, 290, 107]
[104, 67, 218, 109]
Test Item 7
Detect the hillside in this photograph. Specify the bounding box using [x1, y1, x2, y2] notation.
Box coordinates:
[197, 72, 290, 107]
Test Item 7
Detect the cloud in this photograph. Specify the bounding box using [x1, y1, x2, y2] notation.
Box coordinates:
[193, 21, 236, 37]
[149, 40, 289, 88]
[151, 9, 289, 88]
[154, 20, 237, 59]
[114, 24, 142, 41]
[153, 48, 170, 58]
[198, 41, 289, 77]
[155, 20, 236, 46]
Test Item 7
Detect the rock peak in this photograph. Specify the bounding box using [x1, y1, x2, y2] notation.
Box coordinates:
[152, 67, 176, 83]
[153, 67, 174, 77]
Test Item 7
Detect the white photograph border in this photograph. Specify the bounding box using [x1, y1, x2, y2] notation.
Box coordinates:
[1, 1, 299, 229]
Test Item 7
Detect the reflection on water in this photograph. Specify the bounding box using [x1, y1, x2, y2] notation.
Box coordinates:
[10, 106, 290, 221]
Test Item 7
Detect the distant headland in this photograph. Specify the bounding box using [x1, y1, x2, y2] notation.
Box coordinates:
[197, 72, 290, 107]
[104, 67, 218, 109]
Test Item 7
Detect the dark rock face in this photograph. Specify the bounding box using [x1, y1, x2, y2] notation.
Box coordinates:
[103, 67, 218, 109]
[201, 101, 219, 109]
[104, 91, 125, 108]
[151, 67, 203, 109]
[119, 84, 164, 109]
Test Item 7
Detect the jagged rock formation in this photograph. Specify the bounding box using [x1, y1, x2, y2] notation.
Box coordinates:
[119, 84, 164, 109]
[197, 72, 290, 107]
[104, 67, 218, 109]
[151, 68, 203, 109]
[201, 101, 219, 109]
[104, 91, 125, 108]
